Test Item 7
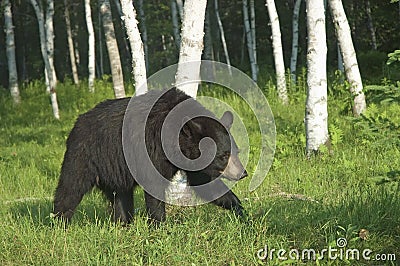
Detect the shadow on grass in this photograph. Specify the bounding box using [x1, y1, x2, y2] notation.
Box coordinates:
[7, 198, 54, 226]
[7, 190, 146, 227]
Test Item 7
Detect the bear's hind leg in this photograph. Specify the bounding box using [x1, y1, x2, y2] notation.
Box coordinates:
[144, 192, 165, 224]
[102, 188, 134, 224]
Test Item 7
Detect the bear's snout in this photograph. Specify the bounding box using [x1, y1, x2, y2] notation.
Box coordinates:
[221, 154, 247, 181]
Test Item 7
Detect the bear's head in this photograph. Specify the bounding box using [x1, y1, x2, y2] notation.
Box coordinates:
[179, 111, 248, 182]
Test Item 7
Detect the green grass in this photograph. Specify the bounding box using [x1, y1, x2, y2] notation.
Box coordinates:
[0, 79, 399, 265]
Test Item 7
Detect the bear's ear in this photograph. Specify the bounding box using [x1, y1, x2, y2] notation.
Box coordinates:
[220, 111, 233, 130]
[182, 117, 202, 138]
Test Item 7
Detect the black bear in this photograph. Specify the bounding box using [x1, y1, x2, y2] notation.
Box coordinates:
[53, 88, 247, 224]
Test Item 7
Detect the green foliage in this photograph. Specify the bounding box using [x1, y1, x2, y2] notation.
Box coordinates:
[350, 82, 400, 151]
[0, 81, 399, 265]
[329, 70, 355, 115]
[387, 49, 400, 65]
[329, 124, 344, 146]
[353, 103, 400, 147]
[290, 67, 308, 99]
[365, 82, 400, 104]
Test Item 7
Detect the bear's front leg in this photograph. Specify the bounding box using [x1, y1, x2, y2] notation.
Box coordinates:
[144, 192, 166, 224]
[190, 178, 245, 217]
[212, 190, 244, 217]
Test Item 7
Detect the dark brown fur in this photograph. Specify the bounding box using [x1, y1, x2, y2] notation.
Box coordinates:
[53, 88, 246, 224]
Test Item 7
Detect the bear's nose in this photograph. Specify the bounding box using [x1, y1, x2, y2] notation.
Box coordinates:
[240, 170, 248, 179]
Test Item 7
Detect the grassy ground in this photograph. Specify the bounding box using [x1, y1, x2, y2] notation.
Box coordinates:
[0, 78, 399, 265]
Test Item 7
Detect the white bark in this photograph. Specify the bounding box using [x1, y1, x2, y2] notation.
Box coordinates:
[290, 0, 302, 83]
[265, 0, 288, 104]
[72, 6, 80, 66]
[84, 0, 95, 92]
[365, 0, 377, 50]
[100, 0, 126, 99]
[120, 0, 148, 96]
[215, 0, 232, 75]
[171, 0, 181, 49]
[175, 0, 207, 99]
[64, 0, 79, 85]
[329, 0, 366, 116]
[136, 0, 148, 72]
[242, 0, 257, 82]
[305, 0, 329, 156]
[45, 0, 57, 92]
[30, 0, 60, 119]
[3, 0, 20, 104]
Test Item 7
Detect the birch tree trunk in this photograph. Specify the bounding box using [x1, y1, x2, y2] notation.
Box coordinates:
[249, 0, 257, 73]
[215, 0, 232, 75]
[98, 7, 104, 77]
[30, 0, 60, 119]
[84, 0, 95, 92]
[72, 4, 80, 66]
[136, 0, 148, 72]
[3, 0, 20, 104]
[120, 0, 148, 96]
[328, 0, 366, 116]
[171, 0, 181, 49]
[175, 0, 207, 99]
[100, 0, 126, 99]
[265, 0, 288, 104]
[45, 0, 57, 92]
[64, 0, 79, 85]
[305, 0, 329, 156]
[365, 0, 377, 50]
[242, 0, 257, 82]
[290, 0, 302, 84]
